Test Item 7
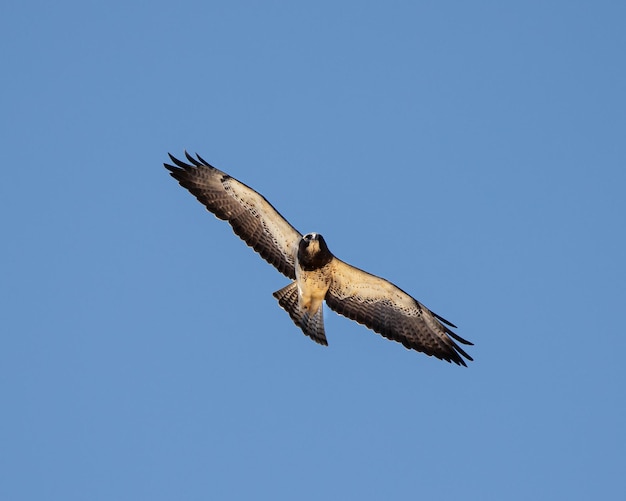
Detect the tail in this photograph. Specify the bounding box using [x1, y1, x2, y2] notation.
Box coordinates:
[272, 282, 328, 346]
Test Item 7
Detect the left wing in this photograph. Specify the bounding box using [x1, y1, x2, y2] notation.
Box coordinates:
[165, 152, 302, 279]
[325, 259, 473, 365]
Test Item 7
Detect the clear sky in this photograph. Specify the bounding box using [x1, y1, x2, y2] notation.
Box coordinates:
[2, 1, 625, 499]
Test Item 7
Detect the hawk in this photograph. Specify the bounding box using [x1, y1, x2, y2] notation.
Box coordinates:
[164, 152, 473, 366]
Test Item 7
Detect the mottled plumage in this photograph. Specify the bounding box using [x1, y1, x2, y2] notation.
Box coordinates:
[164, 152, 473, 366]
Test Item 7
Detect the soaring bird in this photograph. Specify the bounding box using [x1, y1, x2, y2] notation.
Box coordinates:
[164, 152, 473, 366]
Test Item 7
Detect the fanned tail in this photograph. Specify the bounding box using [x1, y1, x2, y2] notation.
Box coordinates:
[272, 282, 328, 346]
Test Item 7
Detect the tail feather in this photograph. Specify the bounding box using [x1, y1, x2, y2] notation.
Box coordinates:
[272, 282, 328, 346]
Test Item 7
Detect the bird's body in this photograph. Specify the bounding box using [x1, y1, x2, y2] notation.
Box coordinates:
[165, 152, 473, 366]
[295, 233, 333, 316]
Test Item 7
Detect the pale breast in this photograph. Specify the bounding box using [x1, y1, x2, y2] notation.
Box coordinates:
[296, 263, 333, 312]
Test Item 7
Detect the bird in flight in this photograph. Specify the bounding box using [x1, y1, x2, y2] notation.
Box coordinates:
[164, 152, 473, 366]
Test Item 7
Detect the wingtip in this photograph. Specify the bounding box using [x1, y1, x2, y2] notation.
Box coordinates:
[184, 150, 204, 167]
[446, 352, 470, 367]
[453, 345, 473, 366]
[432, 311, 458, 329]
[164, 152, 177, 173]
[195, 152, 211, 166]
[165, 151, 215, 171]
[166, 152, 190, 170]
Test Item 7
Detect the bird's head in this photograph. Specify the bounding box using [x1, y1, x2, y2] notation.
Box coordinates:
[298, 233, 333, 270]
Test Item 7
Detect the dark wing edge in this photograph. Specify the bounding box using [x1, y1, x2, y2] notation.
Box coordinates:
[431, 311, 474, 348]
[164, 151, 302, 279]
[325, 262, 473, 366]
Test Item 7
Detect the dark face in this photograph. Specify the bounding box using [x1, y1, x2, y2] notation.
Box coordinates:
[297, 233, 333, 271]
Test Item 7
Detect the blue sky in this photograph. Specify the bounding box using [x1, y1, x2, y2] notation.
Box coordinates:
[2, 1, 625, 499]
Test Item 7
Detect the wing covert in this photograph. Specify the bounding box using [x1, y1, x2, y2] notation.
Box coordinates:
[325, 260, 473, 366]
[165, 152, 302, 279]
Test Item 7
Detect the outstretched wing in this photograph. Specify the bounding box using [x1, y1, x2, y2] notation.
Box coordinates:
[165, 152, 302, 279]
[325, 259, 473, 366]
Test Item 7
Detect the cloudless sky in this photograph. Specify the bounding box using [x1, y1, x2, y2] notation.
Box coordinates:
[2, 1, 625, 499]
